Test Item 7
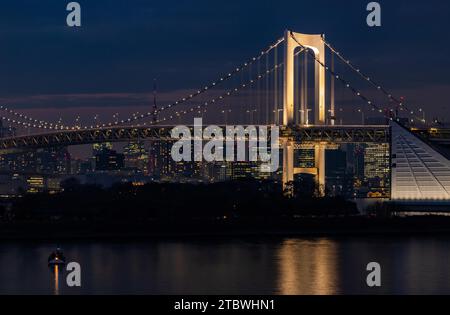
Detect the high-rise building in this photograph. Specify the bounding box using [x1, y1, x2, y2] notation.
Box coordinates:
[36, 147, 71, 175]
[202, 161, 231, 182]
[148, 142, 159, 177]
[47, 177, 62, 193]
[353, 144, 365, 180]
[325, 148, 353, 197]
[364, 143, 390, 197]
[151, 141, 175, 179]
[295, 149, 315, 168]
[72, 159, 94, 174]
[123, 141, 149, 175]
[93, 143, 113, 155]
[0, 151, 38, 173]
[94, 148, 124, 171]
[231, 161, 257, 180]
[26, 176, 45, 193]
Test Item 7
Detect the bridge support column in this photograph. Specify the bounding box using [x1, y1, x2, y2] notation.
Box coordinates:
[282, 139, 294, 195]
[283, 30, 326, 126]
[283, 30, 327, 197]
[315, 144, 326, 197]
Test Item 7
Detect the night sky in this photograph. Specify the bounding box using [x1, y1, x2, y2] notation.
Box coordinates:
[0, 0, 449, 125]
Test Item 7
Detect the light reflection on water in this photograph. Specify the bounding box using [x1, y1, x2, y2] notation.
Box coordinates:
[277, 239, 339, 295]
[53, 265, 59, 296]
[0, 236, 449, 294]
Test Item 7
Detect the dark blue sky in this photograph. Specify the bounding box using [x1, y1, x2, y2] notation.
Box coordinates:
[0, 0, 449, 119]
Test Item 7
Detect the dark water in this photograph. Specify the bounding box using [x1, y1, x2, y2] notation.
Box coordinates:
[1, 236, 450, 295]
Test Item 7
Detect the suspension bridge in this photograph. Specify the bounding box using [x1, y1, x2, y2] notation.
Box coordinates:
[0, 30, 448, 202]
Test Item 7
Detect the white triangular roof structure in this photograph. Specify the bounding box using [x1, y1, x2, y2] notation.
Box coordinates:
[391, 122, 450, 200]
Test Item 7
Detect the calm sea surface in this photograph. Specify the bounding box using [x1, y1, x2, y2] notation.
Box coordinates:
[1, 236, 450, 295]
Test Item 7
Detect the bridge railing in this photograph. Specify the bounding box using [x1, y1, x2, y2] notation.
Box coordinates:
[0, 125, 391, 153]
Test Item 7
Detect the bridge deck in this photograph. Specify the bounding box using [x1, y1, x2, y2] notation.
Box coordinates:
[0, 125, 391, 153]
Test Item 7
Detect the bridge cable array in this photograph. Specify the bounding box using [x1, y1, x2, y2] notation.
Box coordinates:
[290, 32, 386, 115]
[321, 37, 424, 123]
[143, 54, 298, 126]
[290, 32, 425, 124]
[0, 38, 285, 131]
[1, 33, 425, 132]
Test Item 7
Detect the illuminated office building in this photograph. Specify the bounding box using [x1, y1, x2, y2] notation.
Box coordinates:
[123, 141, 149, 175]
[364, 143, 390, 197]
[93, 142, 113, 155]
[231, 161, 256, 180]
[26, 176, 45, 193]
[150, 141, 175, 179]
[71, 159, 93, 175]
[325, 148, 353, 197]
[94, 148, 124, 171]
[36, 147, 71, 175]
[202, 162, 231, 182]
[295, 149, 315, 168]
[47, 177, 62, 193]
[0, 151, 37, 173]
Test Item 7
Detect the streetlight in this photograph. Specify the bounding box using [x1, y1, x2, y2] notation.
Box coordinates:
[357, 109, 364, 125]
[299, 108, 312, 125]
[75, 116, 80, 129]
[251, 109, 257, 125]
[327, 109, 336, 125]
[419, 108, 426, 124]
[306, 108, 312, 125]
[113, 113, 119, 124]
[273, 109, 283, 125]
[222, 109, 232, 124]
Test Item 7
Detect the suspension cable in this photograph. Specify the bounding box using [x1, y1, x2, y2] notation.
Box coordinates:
[322, 38, 419, 118]
[147, 48, 306, 127]
[1, 38, 286, 131]
[290, 32, 418, 123]
[144, 60, 288, 126]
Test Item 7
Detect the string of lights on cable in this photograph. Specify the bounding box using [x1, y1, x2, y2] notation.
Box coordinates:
[322, 37, 424, 122]
[0, 38, 285, 131]
[290, 32, 388, 114]
[137, 60, 287, 127]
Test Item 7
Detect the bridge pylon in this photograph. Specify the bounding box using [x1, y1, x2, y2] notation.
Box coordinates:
[282, 30, 326, 196]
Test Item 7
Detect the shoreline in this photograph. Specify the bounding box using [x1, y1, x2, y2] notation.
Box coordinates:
[2, 216, 450, 241]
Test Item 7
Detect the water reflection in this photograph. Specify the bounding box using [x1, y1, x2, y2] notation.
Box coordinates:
[277, 238, 339, 295]
[52, 265, 60, 295]
[0, 237, 450, 294]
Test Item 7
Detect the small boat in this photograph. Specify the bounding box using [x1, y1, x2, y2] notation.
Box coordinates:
[48, 248, 66, 266]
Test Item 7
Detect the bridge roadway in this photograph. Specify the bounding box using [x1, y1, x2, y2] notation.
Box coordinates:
[411, 128, 450, 143]
[0, 125, 390, 154]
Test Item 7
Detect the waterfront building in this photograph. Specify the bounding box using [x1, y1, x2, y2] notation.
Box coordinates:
[47, 177, 62, 193]
[26, 176, 45, 193]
